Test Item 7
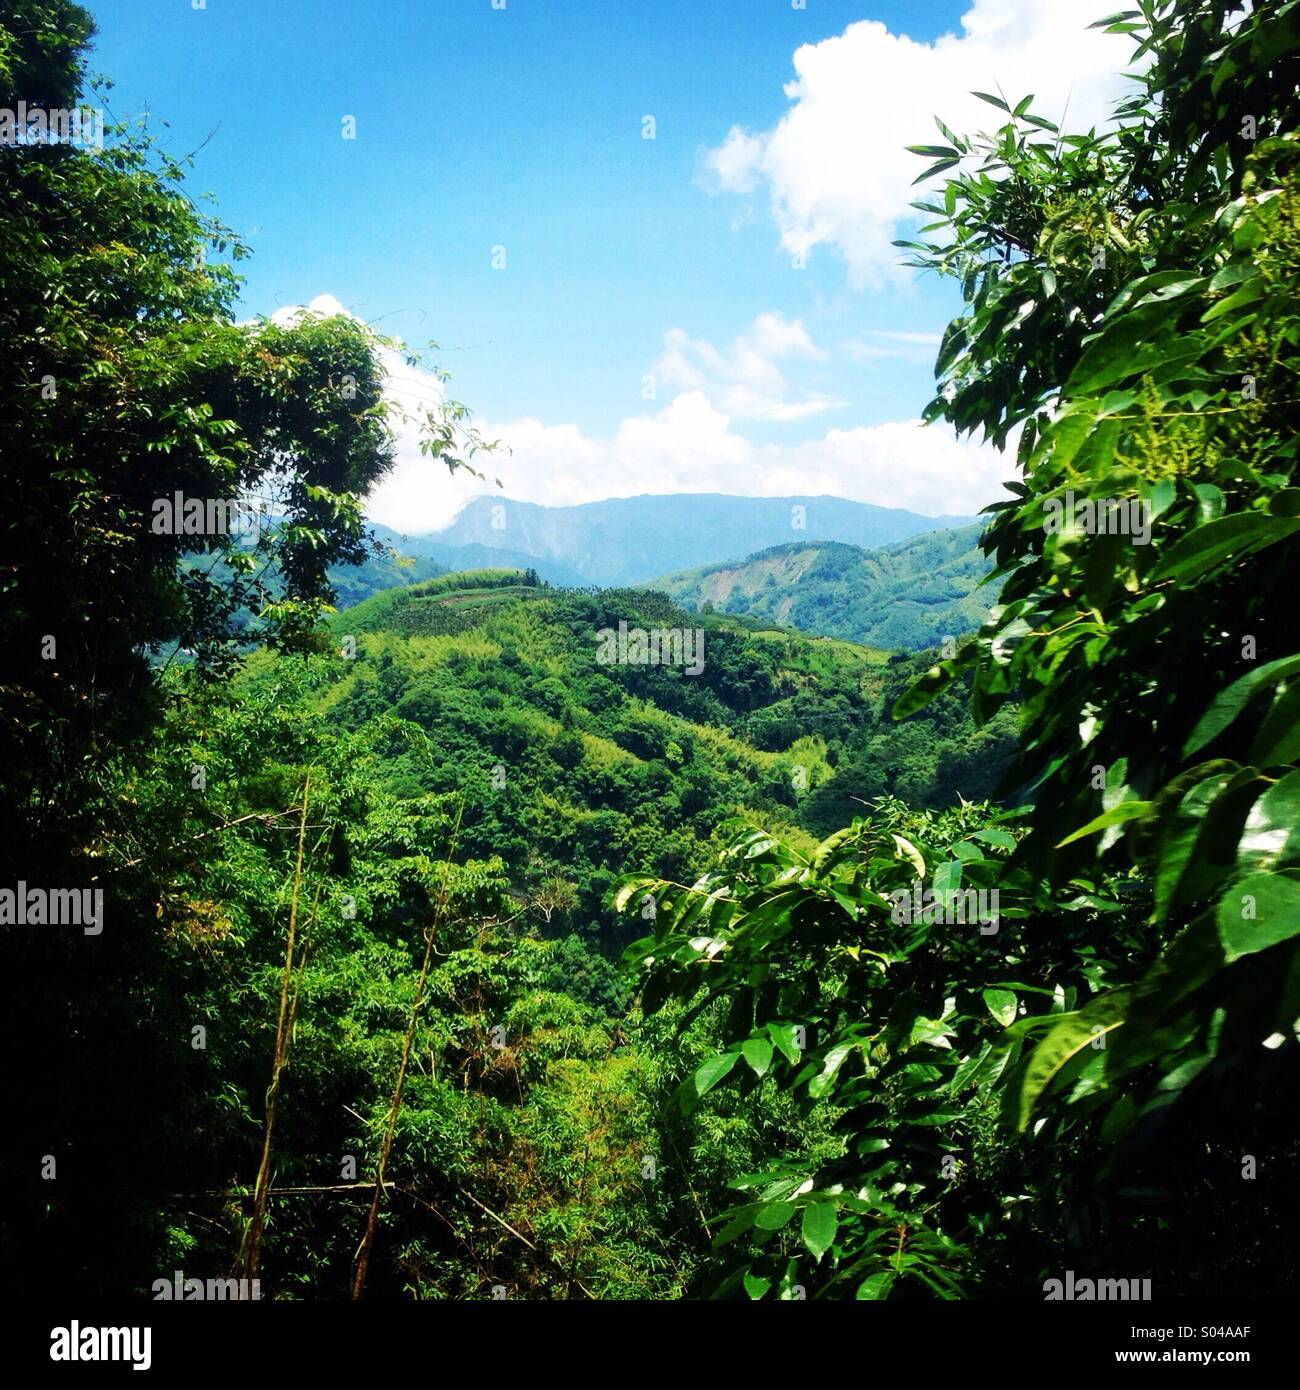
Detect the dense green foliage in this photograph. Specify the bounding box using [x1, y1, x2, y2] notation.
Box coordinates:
[621, 0, 1300, 1300]
[901, 0, 1300, 1139]
[5, 0, 1297, 1307]
[652, 523, 993, 650]
[291, 572, 1010, 943]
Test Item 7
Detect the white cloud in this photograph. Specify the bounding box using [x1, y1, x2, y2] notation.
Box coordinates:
[366, 384, 1011, 532]
[759, 418, 1008, 515]
[651, 311, 842, 422]
[704, 126, 766, 195]
[275, 302, 1011, 534]
[869, 331, 944, 346]
[268, 295, 336, 328]
[842, 329, 944, 362]
[702, 0, 1143, 285]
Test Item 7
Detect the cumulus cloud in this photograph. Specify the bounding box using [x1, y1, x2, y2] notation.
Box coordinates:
[270, 295, 485, 531]
[279, 303, 1010, 536]
[365, 384, 1012, 532]
[701, 0, 1143, 285]
[651, 311, 842, 422]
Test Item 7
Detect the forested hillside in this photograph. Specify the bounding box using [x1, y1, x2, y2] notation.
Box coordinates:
[4, 0, 1299, 1323]
[652, 522, 992, 649]
[294, 570, 1014, 934]
[6, 554, 1010, 1298]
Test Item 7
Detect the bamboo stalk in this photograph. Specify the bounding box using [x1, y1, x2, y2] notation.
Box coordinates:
[286, 875, 325, 1048]
[240, 771, 311, 1279]
[351, 798, 464, 1299]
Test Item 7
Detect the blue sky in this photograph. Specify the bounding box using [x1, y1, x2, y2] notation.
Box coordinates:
[88, 0, 1138, 529]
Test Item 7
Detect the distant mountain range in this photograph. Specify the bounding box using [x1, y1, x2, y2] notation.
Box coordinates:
[650, 522, 994, 650]
[368, 493, 979, 589]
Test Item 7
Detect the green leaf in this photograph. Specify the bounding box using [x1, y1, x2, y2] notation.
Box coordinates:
[971, 90, 1010, 111]
[613, 877, 656, 913]
[1153, 514, 1300, 586]
[809, 1042, 854, 1099]
[935, 115, 964, 148]
[743, 1267, 772, 1299]
[1210, 55, 1238, 97]
[1056, 801, 1151, 847]
[913, 157, 960, 185]
[1249, 683, 1300, 767]
[742, 1037, 775, 1077]
[1200, 274, 1266, 323]
[892, 834, 927, 880]
[753, 1201, 797, 1232]
[932, 858, 963, 900]
[894, 659, 959, 719]
[1112, 271, 1208, 313]
[1006, 992, 1131, 1130]
[1208, 260, 1250, 292]
[1217, 874, 1300, 963]
[694, 1050, 740, 1096]
[801, 1202, 838, 1261]
[767, 1022, 805, 1065]
[1184, 656, 1300, 756]
[713, 1209, 758, 1246]
[983, 988, 1018, 1027]
[856, 1270, 896, 1300]
[776, 1260, 804, 1300]
[1066, 305, 1203, 395]
[813, 825, 857, 877]
[1238, 771, 1300, 873]
[1154, 771, 1241, 921]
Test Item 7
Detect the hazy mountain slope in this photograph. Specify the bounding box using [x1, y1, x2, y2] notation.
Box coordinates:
[409, 540, 586, 588]
[328, 534, 445, 608]
[399, 493, 979, 587]
[651, 522, 994, 649]
[359, 523, 584, 589]
[179, 528, 448, 623]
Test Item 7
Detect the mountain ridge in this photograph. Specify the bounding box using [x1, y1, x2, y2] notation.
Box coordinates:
[370, 492, 980, 588]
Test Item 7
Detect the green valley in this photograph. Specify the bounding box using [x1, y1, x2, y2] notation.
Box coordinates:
[282, 569, 1014, 945]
